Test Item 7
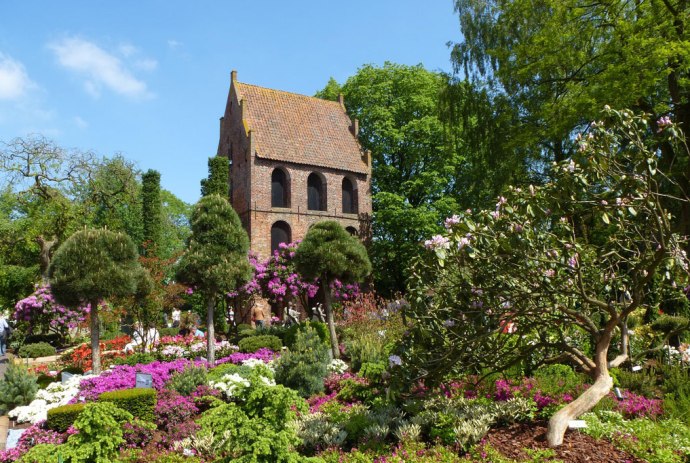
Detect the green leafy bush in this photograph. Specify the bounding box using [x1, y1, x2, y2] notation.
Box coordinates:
[344, 333, 386, 372]
[282, 322, 330, 349]
[47, 403, 87, 433]
[533, 364, 585, 396]
[236, 323, 252, 332]
[37, 373, 58, 389]
[98, 388, 157, 422]
[660, 365, 690, 424]
[113, 352, 157, 366]
[207, 362, 254, 382]
[64, 401, 133, 463]
[165, 365, 208, 396]
[238, 334, 282, 353]
[15, 444, 61, 463]
[275, 326, 330, 397]
[18, 342, 56, 358]
[614, 367, 659, 398]
[0, 363, 38, 413]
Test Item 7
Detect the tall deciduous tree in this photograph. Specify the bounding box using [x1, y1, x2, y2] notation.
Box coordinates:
[403, 109, 690, 446]
[175, 194, 251, 364]
[451, 0, 690, 234]
[294, 221, 371, 358]
[200, 156, 229, 198]
[317, 63, 518, 294]
[141, 169, 162, 256]
[49, 229, 151, 374]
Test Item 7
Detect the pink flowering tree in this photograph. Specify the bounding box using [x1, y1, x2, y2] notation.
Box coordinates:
[13, 284, 90, 342]
[229, 241, 360, 323]
[403, 108, 690, 446]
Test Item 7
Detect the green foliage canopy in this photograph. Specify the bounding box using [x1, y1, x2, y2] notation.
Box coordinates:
[200, 156, 230, 198]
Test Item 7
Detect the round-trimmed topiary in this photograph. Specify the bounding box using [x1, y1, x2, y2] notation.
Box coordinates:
[49, 228, 152, 374]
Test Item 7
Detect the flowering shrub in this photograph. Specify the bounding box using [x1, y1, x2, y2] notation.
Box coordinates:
[75, 359, 204, 401]
[328, 359, 349, 374]
[9, 374, 93, 423]
[66, 336, 131, 371]
[615, 390, 664, 419]
[122, 419, 156, 448]
[13, 285, 90, 339]
[153, 334, 237, 360]
[0, 421, 65, 463]
[215, 347, 278, 365]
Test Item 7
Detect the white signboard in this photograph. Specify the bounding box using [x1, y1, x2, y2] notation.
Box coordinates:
[135, 372, 153, 388]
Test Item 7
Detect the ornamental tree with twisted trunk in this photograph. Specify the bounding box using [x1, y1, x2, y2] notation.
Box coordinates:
[402, 108, 690, 446]
[48, 228, 151, 374]
[175, 194, 251, 365]
[294, 220, 371, 358]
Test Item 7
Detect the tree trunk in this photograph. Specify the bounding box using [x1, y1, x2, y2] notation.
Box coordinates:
[321, 279, 340, 359]
[546, 340, 613, 446]
[36, 236, 57, 284]
[207, 295, 216, 365]
[90, 300, 101, 375]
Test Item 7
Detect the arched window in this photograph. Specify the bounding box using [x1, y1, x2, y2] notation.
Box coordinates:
[307, 173, 326, 211]
[271, 168, 289, 208]
[346, 226, 358, 236]
[271, 221, 291, 252]
[342, 177, 357, 214]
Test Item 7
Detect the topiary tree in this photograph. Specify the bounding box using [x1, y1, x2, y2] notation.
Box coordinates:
[294, 220, 372, 358]
[175, 194, 251, 364]
[402, 108, 690, 446]
[49, 228, 151, 374]
[141, 169, 162, 256]
[200, 156, 229, 198]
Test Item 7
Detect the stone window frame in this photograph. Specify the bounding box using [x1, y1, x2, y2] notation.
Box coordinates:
[271, 220, 292, 252]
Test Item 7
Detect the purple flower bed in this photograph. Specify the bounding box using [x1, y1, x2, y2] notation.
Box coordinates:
[615, 390, 663, 419]
[75, 358, 205, 402]
[215, 348, 278, 365]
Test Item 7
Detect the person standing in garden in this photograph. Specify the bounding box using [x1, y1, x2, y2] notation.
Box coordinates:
[252, 305, 266, 329]
[0, 311, 9, 355]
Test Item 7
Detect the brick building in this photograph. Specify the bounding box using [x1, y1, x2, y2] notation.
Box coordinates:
[216, 70, 371, 260]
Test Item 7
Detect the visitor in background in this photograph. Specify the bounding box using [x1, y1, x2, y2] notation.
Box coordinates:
[171, 307, 181, 328]
[178, 322, 190, 337]
[0, 311, 9, 355]
[252, 305, 266, 329]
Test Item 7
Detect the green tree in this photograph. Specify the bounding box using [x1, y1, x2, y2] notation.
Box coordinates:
[403, 109, 690, 446]
[451, 0, 690, 235]
[49, 229, 151, 374]
[200, 156, 229, 198]
[294, 221, 371, 358]
[175, 194, 251, 364]
[141, 169, 162, 256]
[318, 63, 515, 294]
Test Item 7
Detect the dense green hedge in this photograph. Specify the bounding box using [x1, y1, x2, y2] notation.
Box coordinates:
[238, 334, 282, 353]
[47, 403, 87, 432]
[18, 342, 56, 358]
[98, 388, 157, 422]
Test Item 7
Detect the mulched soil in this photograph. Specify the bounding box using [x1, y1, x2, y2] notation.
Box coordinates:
[485, 422, 646, 463]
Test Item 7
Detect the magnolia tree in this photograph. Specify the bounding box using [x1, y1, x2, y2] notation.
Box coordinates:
[294, 221, 371, 358]
[176, 194, 251, 364]
[49, 229, 151, 374]
[403, 109, 690, 446]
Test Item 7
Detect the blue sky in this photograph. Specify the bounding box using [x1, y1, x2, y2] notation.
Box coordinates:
[0, 1, 459, 204]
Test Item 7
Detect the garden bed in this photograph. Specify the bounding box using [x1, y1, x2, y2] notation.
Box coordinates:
[486, 422, 646, 463]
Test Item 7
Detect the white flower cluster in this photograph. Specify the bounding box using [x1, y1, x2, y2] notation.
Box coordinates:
[327, 359, 349, 374]
[209, 373, 251, 397]
[9, 374, 93, 424]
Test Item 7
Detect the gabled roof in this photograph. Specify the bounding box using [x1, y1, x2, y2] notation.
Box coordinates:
[233, 81, 368, 174]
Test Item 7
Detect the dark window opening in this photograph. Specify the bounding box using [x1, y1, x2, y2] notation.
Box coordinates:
[271, 168, 289, 207]
[342, 177, 357, 214]
[308, 173, 326, 211]
[271, 221, 292, 252]
[346, 226, 358, 236]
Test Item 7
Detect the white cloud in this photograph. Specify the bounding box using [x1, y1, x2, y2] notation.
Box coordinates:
[48, 37, 153, 99]
[167, 39, 182, 50]
[73, 116, 88, 129]
[0, 53, 34, 100]
[134, 58, 158, 72]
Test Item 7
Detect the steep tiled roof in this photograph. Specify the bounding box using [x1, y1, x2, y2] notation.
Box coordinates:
[234, 81, 368, 174]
